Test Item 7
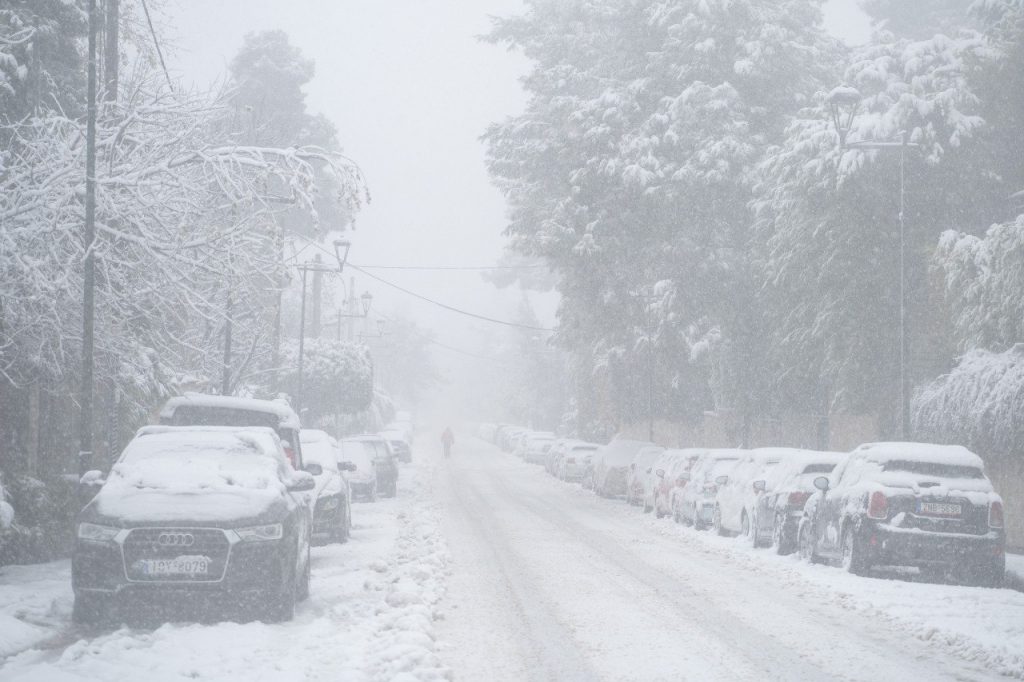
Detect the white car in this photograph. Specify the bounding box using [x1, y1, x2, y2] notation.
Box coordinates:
[712, 448, 794, 537]
[300, 429, 354, 544]
[674, 450, 743, 529]
[557, 443, 599, 482]
[340, 438, 378, 502]
[519, 433, 556, 464]
[593, 440, 654, 498]
[626, 445, 665, 506]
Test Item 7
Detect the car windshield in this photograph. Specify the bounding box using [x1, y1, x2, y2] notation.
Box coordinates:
[881, 460, 984, 479]
[340, 442, 374, 472]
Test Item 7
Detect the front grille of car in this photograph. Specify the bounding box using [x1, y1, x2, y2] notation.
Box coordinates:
[123, 528, 231, 582]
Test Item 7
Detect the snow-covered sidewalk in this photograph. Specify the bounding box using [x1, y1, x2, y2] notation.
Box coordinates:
[0, 457, 451, 681]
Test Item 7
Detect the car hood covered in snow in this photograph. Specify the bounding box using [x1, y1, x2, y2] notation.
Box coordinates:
[88, 453, 289, 525]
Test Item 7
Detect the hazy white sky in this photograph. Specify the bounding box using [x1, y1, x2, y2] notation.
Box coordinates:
[163, 0, 872, 398]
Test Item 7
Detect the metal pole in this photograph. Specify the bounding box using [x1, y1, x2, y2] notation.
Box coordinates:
[899, 134, 908, 440]
[221, 288, 233, 394]
[79, 0, 98, 476]
[296, 267, 309, 414]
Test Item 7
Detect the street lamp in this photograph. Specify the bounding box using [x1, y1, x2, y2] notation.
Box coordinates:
[828, 85, 918, 440]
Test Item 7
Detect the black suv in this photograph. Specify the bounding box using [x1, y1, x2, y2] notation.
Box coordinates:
[73, 426, 314, 623]
[798, 442, 1005, 586]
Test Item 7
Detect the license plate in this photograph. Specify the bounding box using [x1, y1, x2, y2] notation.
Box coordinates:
[919, 502, 961, 517]
[138, 555, 210, 576]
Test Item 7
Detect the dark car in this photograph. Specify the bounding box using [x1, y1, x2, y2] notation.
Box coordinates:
[72, 426, 314, 624]
[159, 393, 305, 469]
[380, 430, 412, 463]
[350, 434, 398, 498]
[798, 442, 1005, 586]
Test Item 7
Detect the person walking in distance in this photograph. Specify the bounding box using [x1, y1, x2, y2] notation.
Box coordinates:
[441, 427, 455, 458]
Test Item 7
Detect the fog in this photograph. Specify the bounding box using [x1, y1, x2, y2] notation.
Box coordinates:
[1, 0, 1022, 679]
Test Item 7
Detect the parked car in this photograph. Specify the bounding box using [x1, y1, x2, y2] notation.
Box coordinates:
[341, 438, 378, 501]
[712, 448, 793, 537]
[300, 429, 355, 544]
[349, 435, 398, 497]
[72, 426, 314, 624]
[798, 442, 1005, 586]
[558, 443, 599, 482]
[544, 439, 572, 475]
[593, 440, 654, 498]
[380, 429, 412, 463]
[674, 449, 743, 529]
[159, 393, 305, 469]
[625, 445, 665, 506]
[519, 432, 556, 464]
[750, 451, 845, 553]
[651, 449, 703, 517]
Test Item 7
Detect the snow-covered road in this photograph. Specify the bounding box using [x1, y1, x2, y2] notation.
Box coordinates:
[438, 438, 1024, 681]
[2, 435, 1023, 681]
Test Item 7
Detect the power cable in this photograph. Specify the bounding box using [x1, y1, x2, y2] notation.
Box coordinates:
[347, 263, 554, 332]
[302, 240, 555, 332]
[350, 263, 545, 271]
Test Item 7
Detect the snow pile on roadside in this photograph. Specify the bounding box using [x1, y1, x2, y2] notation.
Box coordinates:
[0, 561, 72, 659]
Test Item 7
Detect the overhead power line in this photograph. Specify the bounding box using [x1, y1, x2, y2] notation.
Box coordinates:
[346, 263, 555, 332]
[350, 263, 546, 271]
[304, 239, 555, 332]
[140, 0, 173, 91]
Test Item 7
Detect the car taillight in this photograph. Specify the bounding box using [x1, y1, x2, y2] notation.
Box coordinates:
[788, 491, 810, 508]
[867, 491, 888, 520]
[284, 446, 296, 468]
[989, 500, 1004, 529]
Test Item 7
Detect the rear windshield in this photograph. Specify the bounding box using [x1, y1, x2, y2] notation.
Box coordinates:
[164, 406, 279, 429]
[801, 463, 835, 475]
[881, 460, 983, 479]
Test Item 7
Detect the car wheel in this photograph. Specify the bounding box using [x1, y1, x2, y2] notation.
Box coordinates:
[297, 544, 311, 601]
[740, 511, 751, 540]
[643, 498, 652, 513]
[712, 505, 726, 536]
[693, 504, 706, 531]
[654, 496, 664, 518]
[334, 505, 350, 544]
[798, 520, 820, 564]
[841, 524, 869, 576]
[72, 593, 113, 626]
[264, 572, 297, 623]
[772, 514, 791, 555]
[919, 564, 948, 583]
[369, 484, 378, 503]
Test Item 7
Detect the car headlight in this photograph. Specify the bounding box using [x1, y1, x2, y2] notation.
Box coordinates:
[235, 523, 283, 542]
[318, 497, 340, 511]
[78, 522, 119, 543]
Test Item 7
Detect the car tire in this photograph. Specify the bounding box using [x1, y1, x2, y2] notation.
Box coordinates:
[654, 496, 665, 518]
[693, 504, 706, 531]
[643, 498, 652, 513]
[369, 485, 378, 503]
[297, 545, 311, 601]
[334, 505, 350, 544]
[772, 514, 792, 555]
[72, 592, 113, 626]
[798, 520, 820, 564]
[740, 511, 751, 541]
[265, 577, 297, 623]
[841, 524, 869, 576]
[712, 506, 726, 536]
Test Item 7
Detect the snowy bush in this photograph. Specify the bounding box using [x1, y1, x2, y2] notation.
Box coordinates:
[278, 339, 374, 420]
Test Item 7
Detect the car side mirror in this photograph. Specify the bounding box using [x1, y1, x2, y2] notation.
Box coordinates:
[338, 461, 357, 472]
[752, 479, 766, 493]
[715, 475, 729, 486]
[656, 469, 665, 478]
[813, 476, 830, 492]
[79, 469, 105, 487]
[288, 471, 316, 493]
[302, 463, 323, 477]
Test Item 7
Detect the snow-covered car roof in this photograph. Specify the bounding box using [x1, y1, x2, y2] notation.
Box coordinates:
[762, 450, 846, 488]
[300, 428, 333, 444]
[601, 439, 656, 465]
[852, 442, 984, 468]
[133, 425, 287, 465]
[159, 393, 301, 430]
[379, 429, 409, 443]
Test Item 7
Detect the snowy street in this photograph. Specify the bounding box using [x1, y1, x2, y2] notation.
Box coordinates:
[1, 436, 1024, 680]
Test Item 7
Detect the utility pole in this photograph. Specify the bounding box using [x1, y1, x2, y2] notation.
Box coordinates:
[80, 0, 98, 475]
[311, 254, 322, 338]
[103, 0, 118, 101]
[221, 289, 233, 394]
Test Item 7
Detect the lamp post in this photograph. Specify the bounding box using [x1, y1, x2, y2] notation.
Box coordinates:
[828, 86, 918, 440]
[332, 290, 373, 340]
[295, 239, 350, 414]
